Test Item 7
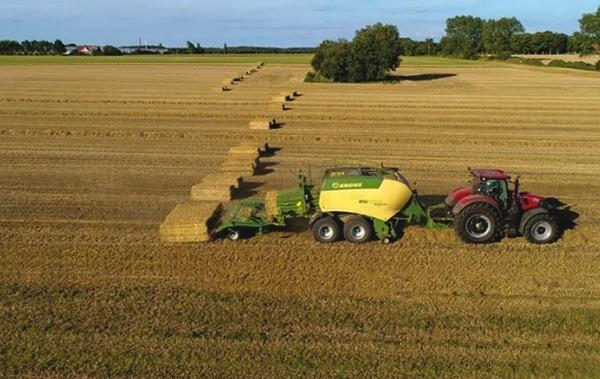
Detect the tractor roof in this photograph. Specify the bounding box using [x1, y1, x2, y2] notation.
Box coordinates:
[470, 168, 511, 180]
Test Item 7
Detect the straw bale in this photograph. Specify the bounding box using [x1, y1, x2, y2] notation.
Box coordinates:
[190, 183, 232, 202]
[265, 191, 279, 218]
[272, 95, 288, 103]
[228, 143, 259, 155]
[249, 119, 272, 130]
[199, 173, 243, 189]
[160, 202, 221, 242]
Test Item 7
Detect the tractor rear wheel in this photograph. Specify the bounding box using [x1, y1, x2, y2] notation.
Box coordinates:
[312, 217, 341, 244]
[343, 216, 373, 244]
[524, 213, 559, 244]
[454, 203, 499, 244]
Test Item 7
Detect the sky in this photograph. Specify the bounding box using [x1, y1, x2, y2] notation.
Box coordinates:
[1, 0, 598, 47]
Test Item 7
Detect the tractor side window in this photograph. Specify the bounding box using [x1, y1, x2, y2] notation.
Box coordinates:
[471, 178, 481, 192]
[480, 180, 509, 208]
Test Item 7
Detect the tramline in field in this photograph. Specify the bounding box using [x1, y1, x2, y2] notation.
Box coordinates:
[213, 166, 561, 244]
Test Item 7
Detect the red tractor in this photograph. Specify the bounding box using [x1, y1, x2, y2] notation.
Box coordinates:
[446, 169, 559, 244]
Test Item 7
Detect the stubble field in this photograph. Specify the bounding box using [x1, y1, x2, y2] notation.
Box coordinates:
[1, 56, 600, 377]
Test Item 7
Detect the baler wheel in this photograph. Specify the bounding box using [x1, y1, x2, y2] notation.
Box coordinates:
[343, 216, 373, 244]
[312, 217, 341, 243]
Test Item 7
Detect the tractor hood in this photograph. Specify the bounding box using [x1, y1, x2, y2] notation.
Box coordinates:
[445, 186, 473, 207]
[519, 192, 545, 211]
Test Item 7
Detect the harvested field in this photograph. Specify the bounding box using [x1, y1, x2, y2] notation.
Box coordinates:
[517, 53, 600, 65]
[1, 56, 600, 377]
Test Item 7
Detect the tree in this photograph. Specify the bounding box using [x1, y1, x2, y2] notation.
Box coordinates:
[311, 40, 351, 82]
[310, 23, 402, 82]
[186, 41, 195, 54]
[347, 23, 402, 82]
[511, 33, 532, 54]
[102, 45, 122, 56]
[579, 6, 600, 44]
[52, 39, 66, 55]
[442, 16, 485, 59]
[0, 40, 22, 55]
[569, 32, 594, 54]
[482, 17, 524, 58]
[224, 43, 228, 54]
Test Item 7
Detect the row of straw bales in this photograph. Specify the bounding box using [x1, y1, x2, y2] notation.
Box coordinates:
[160, 141, 270, 243]
[269, 90, 300, 111]
[214, 63, 265, 92]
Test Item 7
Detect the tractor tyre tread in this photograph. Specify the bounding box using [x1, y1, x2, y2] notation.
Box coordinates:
[524, 213, 559, 244]
[454, 203, 499, 244]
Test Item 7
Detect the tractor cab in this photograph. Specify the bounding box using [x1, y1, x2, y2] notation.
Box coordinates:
[469, 169, 511, 209]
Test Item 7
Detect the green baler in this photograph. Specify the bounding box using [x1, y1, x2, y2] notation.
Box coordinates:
[213, 166, 449, 243]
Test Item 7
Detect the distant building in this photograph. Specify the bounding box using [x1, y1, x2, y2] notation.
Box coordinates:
[119, 45, 168, 54]
[65, 45, 100, 55]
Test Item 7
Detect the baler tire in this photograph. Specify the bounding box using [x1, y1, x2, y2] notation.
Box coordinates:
[524, 213, 559, 244]
[454, 203, 499, 244]
[226, 228, 241, 241]
[312, 217, 341, 244]
[343, 216, 373, 244]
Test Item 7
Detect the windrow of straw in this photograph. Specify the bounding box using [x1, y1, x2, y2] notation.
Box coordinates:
[159, 202, 222, 243]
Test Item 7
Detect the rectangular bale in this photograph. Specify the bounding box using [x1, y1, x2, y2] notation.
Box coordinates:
[272, 95, 288, 103]
[222, 157, 260, 169]
[220, 163, 257, 176]
[229, 144, 259, 155]
[190, 184, 232, 202]
[249, 119, 272, 130]
[160, 202, 221, 243]
[199, 173, 243, 189]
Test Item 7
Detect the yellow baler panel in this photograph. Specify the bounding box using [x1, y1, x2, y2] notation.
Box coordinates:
[319, 179, 413, 221]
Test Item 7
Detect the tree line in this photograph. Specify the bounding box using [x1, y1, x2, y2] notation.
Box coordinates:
[440, 6, 600, 59]
[0, 39, 66, 55]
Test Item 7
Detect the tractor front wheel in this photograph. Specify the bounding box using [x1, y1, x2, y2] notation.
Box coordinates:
[524, 213, 559, 244]
[312, 217, 341, 244]
[454, 203, 499, 244]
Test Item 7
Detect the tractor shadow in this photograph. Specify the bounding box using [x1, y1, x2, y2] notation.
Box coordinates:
[546, 198, 579, 237]
[384, 73, 457, 83]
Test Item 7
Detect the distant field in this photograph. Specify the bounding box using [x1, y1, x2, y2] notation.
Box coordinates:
[517, 54, 600, 65]
[0, 54, 499, 67]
